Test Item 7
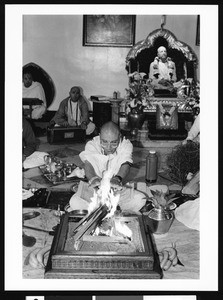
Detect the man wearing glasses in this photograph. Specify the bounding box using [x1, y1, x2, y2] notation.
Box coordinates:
[79, 121, 133, 190]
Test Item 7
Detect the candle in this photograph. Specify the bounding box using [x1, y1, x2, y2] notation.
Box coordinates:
[137, 61, 139, 73]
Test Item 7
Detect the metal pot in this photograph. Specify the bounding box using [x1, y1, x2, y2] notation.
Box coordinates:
[144, 207, 174, 235]
[127, 110, 145, 130]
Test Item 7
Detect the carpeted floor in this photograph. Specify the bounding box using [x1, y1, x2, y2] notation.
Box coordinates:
[23, 135, 182, 192]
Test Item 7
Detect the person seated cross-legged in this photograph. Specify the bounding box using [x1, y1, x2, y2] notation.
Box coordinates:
[49, 86, 96, 136]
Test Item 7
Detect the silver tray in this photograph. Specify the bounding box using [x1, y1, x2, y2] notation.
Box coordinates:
[39, 164, 87, 186]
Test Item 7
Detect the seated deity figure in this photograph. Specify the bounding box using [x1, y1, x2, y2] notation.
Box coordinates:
[149, 46, 177, 89]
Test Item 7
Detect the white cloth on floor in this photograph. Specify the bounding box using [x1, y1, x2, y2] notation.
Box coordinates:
[23, 151, 49, 169]
[175, 198, 200, 231]
[79, 136, 133, 178]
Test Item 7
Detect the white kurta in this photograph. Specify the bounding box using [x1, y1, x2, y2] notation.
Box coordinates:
[79, 136, 133, 178]
[23, 81, 46, 119]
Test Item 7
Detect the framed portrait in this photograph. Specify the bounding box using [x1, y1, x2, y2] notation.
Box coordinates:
[83, 15, 136, 47]
[196, 15, 200, 46]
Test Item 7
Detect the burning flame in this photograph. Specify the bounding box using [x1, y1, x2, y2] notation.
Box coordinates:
[87, 169, 132, 240]
[88, 169, 120, 218]
[114, 219, 132, 240]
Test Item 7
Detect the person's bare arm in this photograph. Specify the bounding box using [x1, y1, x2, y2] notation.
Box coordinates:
[110, 162, 132, 189]
[84, 160, 101, 188]
[115, 162, 131, 181]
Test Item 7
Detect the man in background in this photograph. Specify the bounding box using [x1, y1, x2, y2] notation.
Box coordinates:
[23, 70, 47, 119]
[50, 86, 96, 136]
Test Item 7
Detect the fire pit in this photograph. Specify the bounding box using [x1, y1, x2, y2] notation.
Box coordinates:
[45, 210, 162, 279]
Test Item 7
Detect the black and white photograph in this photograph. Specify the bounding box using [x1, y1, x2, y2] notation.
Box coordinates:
[5, 4, 218, 292]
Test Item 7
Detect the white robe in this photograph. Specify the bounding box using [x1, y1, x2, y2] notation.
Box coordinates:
[79, 136, 133, 178]
[23, 81, 46, 119]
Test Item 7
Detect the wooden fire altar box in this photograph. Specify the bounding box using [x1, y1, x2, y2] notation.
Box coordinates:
[45, 213, 162, 279]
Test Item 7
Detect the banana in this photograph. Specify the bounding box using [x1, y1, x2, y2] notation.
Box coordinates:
[36, 245, 51, 267]
[158, 251, 164, 264]
[28, 247, 42, 269]
[172, 256, 178, 266]
[29, 258, 41, 269]
[160, 250, 169, 269]
[163, 259, 172, 271]
[163, 246, 177, 261]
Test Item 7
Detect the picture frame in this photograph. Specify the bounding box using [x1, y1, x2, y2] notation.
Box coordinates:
[196, 15, 200, 46]
[83, 15, 136, 47]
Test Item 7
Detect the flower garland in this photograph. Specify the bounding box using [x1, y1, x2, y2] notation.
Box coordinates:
[152, 56, 175, 78]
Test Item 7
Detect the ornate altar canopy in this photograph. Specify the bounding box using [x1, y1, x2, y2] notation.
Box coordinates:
[125, 28, 198, 82]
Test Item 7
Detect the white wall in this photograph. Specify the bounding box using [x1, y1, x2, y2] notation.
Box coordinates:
[23, 15, 199, 111]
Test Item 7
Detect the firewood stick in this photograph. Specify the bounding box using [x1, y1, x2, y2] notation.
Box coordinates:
[71, 204, 106, 236]
[72, 204, 109, 241]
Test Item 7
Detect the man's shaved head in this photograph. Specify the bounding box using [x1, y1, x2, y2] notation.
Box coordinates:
[157, 46, 167, 61]
[100, 121, 121, 155]
[100, 121, 120, 136]
[157, 46, 166, 53]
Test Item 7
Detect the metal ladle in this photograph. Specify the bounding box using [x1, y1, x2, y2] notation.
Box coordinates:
[22, 211, 40, 247]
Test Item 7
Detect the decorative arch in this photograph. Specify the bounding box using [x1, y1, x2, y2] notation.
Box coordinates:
[125, 28, 198, 82]
[23, 62, 56, 108]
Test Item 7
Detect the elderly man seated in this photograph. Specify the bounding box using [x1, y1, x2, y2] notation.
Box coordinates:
[69, 121, 146, 214]
[149, 46, 177, 90]
[50, 86, 96, 136]
[23, 70, 47, 119]
[80, 121, 133, 189]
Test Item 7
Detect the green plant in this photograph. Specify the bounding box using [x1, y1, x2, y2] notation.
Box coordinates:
[150, 189, 174, 210]
[166, 141, 200, 185]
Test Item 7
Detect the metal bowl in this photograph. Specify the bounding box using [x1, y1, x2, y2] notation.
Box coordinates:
[69, 209, 88, 216]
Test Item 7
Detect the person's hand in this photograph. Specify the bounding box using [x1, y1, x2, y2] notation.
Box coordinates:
[110, 176, 123, 191]
[182, 139, 193, 146]
[89, 176, 101, 189]
[62, 121, 69, 127]
[182, 139, 187, 145]
[80, 121, 87, 130]
[186, 172, 193, 181]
